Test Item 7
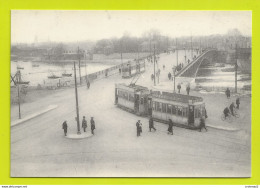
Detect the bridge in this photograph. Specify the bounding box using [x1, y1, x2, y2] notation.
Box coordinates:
[175, 49, 218, 78]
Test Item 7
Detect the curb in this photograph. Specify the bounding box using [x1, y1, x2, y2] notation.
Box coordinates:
[206, 123, 241, 131]
[11, 105, 58, 127]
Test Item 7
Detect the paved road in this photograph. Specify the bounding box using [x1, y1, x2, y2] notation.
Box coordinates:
[11, 52, 251, 177]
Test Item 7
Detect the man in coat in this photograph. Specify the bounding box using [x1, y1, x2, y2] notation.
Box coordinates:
[82, 116, 87, 132]
[136, 120, 142, 137]
[198, 117, 207, 132]
[177, 83, 181, 93]
[91, 117, 95, 135]
[62, 120, 68, 136]
[87, 80, 90, 89]
[149, 117, 156, 132]
[225, 88, 230, 99]
[229, 102, 235, 116]
[186, 85, 190, 95]
[168, 119, 173, 135]
[236, 98, 240, 109]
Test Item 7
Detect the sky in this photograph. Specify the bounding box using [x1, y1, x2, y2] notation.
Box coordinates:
[11, 10, 252, 44]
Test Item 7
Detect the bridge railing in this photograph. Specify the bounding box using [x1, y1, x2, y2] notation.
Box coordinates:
[175, 49, 214, 77]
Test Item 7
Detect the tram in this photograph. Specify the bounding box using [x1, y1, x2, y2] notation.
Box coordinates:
[115, 83, 206, 130]
[122, 60, 145, 78]
[115, 83, 150, 116]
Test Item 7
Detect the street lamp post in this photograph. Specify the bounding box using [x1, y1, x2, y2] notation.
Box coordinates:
[16, 70, 21, 119]
[73, 61, 81, 135]
[184, 47, 187, 64]
[153, 44, 156, 86]
[172, 66, 177, 92]
[235, 44, 238, 93]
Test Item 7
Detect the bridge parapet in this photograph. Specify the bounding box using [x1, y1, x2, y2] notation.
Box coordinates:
[176, 49, 216, 78]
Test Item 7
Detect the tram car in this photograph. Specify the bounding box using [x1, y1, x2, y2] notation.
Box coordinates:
[115, 83, 206, 130]
[115, 83, 150, 116]
[122, 60, 145, 78]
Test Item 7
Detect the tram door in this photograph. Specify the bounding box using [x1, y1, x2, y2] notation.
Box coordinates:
[188, 105, 194, 125]
[134, 94, 140, 113]
[147, 98, 152, 116]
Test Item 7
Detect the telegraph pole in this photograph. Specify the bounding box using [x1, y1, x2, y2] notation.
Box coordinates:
[78, 47, 82, 85]
[176, 38, 178, 66]
[120, 40, 123, 64]
[16, 71, 21, 119]
[172, 67, 176, 92]
[73, 61, 81, 135]
[184, 46, 187, 64]
[191, 34, 193, 60]
[153, 44, 156, 86]
[235, 44, 238, 93]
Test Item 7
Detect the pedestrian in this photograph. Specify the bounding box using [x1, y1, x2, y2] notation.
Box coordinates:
[163, 65, 165, 70]
[229, 102, 235, 116]
[82, 116, 87, 132]
[198, 117, 207, 132]
[62, 120, 68, 136]
[168, 119, 173, 135]
[91, 117, 95, 135]
[87, 80, 90, 89]
[168, 72, 172, 80]
[205, 108, 208, 119]
[186, 84, 190, 95]
[136, 120, 142, 137]
[223, 107, 230, 119]
[236, 97, 240, 109]
[149, 117, 156, 132]
[225, 88, 230, 99]
[151, 74, 154, 81]
[177, 83, 181, 93]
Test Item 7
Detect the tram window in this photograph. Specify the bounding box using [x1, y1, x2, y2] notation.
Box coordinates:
[140, 98, 144, 104]
[123, 92, 128, 100]
[183, 108, 188, 117]
[195, 108, 200, 118]
[172, 105, 176, 114]
[129, 93, 135, 102]
[158, 103, 162, 111]
[198, 107, 202, 117]
[152, 102, 156, 110]
[118, 90, 122, 98]
[177, 107, 182, 116]
[162, 103, 166, 113]
[167, 104, 172, 114]
[156, 102, 162, 112]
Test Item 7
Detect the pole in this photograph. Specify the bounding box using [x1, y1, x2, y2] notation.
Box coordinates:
[235, 44, 238, 93]
[191, 35, 193, 60]
[153, 44, 156, 86]
[199, 38, 201, 54]
[16, 71, 21, 119]
[73, 61, 81, 135]
[120, 41, 123, 64]
[176, 38, 178, 66]
[184, 46, 187, 64]
[173, 68, 176, 92]
[78, 47, 82, 85]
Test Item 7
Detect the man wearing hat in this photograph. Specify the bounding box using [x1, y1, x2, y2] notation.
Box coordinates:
[136, 120, 142, 137]
[91, 117, 95, 135]
[62, 120, 68, 136]
[82, 116, 87, 132]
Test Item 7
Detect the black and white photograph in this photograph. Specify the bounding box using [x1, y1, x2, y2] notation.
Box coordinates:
[10, 10, 252, 177]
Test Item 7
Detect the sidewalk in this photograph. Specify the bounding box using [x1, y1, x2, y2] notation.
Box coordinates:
[11, 104, 58, 127]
